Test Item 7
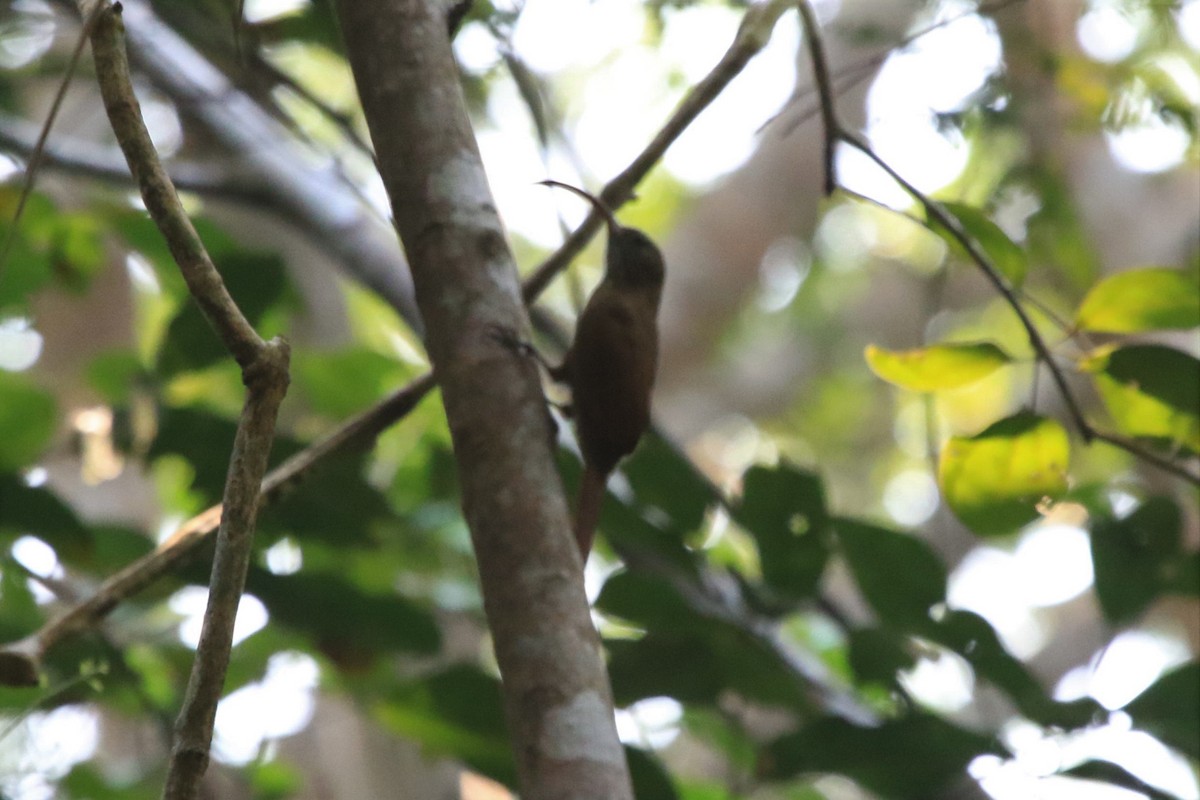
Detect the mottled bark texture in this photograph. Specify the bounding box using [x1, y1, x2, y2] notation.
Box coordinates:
[333, 2, 633, 798]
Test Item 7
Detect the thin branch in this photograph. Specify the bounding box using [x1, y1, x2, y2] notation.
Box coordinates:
[797, 1, 838, 195]
[0, 0, 796, 686]
[1091, 430, 1200, 485]
[522, 0, 794, 302]
[762, 0, 1026, 137]
[0, 111, 274, 205]
[87, 5, 291, 799]
[797, 4, 1200, 487]
[843, 131, 1093, 440]
[0, 1, 103, 282]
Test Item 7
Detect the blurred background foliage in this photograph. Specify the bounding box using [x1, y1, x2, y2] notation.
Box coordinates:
[0, 0, 1197, 798]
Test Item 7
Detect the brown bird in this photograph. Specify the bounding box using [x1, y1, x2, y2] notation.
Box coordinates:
[541, 180, 665, 558]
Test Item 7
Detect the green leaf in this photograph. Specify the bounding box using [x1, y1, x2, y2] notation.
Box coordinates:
[1084, 344, 1200, 453]
[1061, 760, 1183, 800]
[1076, 267, 1200, 332]
[763, 714, 1005, 797]
[926, 610, 1101, 728]
[847, 627, 917, 687]
[938, 202, 1028, 286]
[835, 519, 947, 626]
[734, 464, 831, 601]
[627, 746, 680, 800]
[0, 371, 56, 471]
[87, 350, 147, 405]
[0, 475, 92, 561]
[865, 342, 1011, 392]
[608, 627, 812, 710]
[1090, 497, 1183, 624]
[1124, 661, 1199, 759]
[245, 569, 441, 658]
[938, 411, 1069, 536]
[596, 570, 696, 631]
[293, 347, 409, 419]
[156, 251, 290, 375]
[622, 433, 719, 535]
[378, 665, 513, 784]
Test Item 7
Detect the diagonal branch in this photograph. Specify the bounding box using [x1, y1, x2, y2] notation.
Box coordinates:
[0, 0, 795, 686]
[86, 4, 290, 798]
[795, 1, 1199, 486]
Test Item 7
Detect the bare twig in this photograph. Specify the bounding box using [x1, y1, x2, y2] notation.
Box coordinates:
[522, 0, 794, 302]
[86, 5, 291, 798]
[1091, 430, 1200, 485]
[0, 1, 103, 282]
[797, 1, 838, 194]
[0, 111, 274, 204]
[763, 0, 1026, 137]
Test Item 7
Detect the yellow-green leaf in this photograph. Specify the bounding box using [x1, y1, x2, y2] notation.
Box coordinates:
[1076, 267, 1200, 332]
[937, 202, 1028, 287]
[939, 412, 1070, 537]
[865, 342, 1011, 392]
[1083, 344, 1200, 453]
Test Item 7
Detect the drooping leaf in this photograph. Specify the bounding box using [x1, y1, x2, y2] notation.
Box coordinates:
[926, 610, 1101, 729]
[835, 519, 946, 627]
[865, 342, 1010, 392]
[0, 371, 56, 471]
[1090, 496, 1184, 624]
[1083, 344, 1200, 453]
[938, 411, 1069, 536]
[1123, 660, 1199, 759]
[762, 714, 1006, 797]
[1076, 267, 1200, 333]
[734, 464, 831, 601]
[937, 202, 1028, 286]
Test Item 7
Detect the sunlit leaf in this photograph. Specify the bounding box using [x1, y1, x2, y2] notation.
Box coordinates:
[937, 202, 1028, 286]
[1124, 661, 1199, 759]
[1083, 344, 1200, 452]
[865, 342, 1011, 392]
[938, 412, 1069, 536]
[0, 371, 56, 471]
[1076, 267, 1200, 332]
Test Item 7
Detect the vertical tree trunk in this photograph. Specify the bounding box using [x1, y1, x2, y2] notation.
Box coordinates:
[333, 2, 634, 797]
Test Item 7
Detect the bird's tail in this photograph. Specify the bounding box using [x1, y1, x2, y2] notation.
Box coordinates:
[574, 466, 606, 558]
